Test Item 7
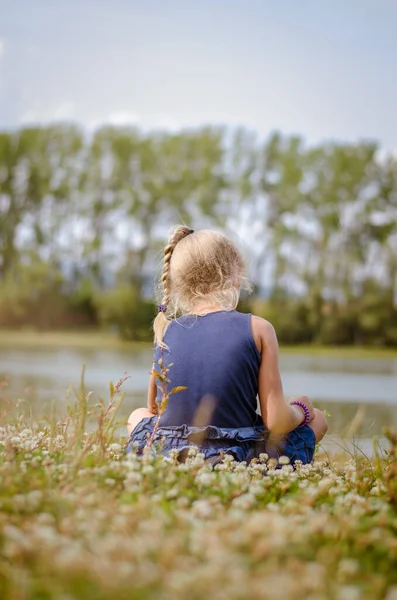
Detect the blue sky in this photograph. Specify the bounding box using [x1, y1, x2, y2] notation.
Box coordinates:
[0, 0, 396, 148]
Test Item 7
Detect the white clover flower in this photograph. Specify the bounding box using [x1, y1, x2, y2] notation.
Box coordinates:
[142, 464, 155, 475]
[109, 443, 122, 452]
[234, 462, 247, 472]
[266, 502, 280, 512]
[338, 558, 359, 576]
[191, 453, 205, 466]
[3, 524, 25, 542]
[27, 490, 42, 507]
[55, 544, 84, 569]
[248, 482, 265, 497]
[36, 513, 55, 525]
[166, 487, 179, 500]
[337, 585, 362, 600]
[371, 484, 387, 495]
[192, 499, 214, 518]
[196, 472, 216, 487]
[176, 496, 189, 509]
[251, 463, 268, 474]
[232, 493, 256, 510]
[267, 458, 278, 470]
[214, 463, 229, 471]
[13, 494, 26, 508]
[298, 480, 309, 488]
[318, 477, 334, 490]
[125, 472, 142, 484]
[280, 464, 294, 474]
[177, 463, 189, 472]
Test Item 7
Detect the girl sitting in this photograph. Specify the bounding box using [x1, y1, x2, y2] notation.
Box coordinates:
[127, 226, 328, 465]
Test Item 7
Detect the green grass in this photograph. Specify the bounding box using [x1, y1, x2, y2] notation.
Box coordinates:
[279, 344, 397, 359]
[1, 328, 396, 358]
[0, 328, 149, 350]
[0, 383, 397, 600]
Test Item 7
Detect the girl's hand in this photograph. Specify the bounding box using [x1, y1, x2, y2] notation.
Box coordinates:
[288, 396, 315, 424]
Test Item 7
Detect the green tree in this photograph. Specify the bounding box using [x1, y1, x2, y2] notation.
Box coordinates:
[0, 125, 84, 278]
[94, 126, 227, 288]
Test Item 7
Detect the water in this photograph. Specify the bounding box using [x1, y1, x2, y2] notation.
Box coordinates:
[1, 346, 396, 447]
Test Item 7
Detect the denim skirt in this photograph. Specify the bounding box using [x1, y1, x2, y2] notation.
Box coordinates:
[126, 416, 316, 466]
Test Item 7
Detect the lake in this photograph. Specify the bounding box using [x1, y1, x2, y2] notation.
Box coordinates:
[1, 344, 396, 447]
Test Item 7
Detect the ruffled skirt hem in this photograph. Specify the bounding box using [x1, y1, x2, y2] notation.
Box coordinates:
[126, 417, 316, 466]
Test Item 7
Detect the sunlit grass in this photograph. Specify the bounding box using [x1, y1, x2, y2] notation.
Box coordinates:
[280, 344, 397, 359]
[0, 328, 148, 350]
[0, 375, 397, 600]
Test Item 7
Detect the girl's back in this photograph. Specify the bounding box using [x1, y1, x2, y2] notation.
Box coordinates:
[155, 310, 261, 428]
[127, 225, 327, 465]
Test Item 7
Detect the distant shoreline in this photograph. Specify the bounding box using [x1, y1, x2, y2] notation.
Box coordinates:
[1, 328, 396, 358]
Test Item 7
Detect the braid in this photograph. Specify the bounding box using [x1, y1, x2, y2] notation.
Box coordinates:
[154, 225, 193, 347]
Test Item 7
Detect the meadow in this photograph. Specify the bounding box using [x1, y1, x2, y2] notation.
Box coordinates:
[0, 376, 397, 600]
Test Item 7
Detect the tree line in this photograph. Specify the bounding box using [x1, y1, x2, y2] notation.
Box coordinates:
[0, 124, 396, 346]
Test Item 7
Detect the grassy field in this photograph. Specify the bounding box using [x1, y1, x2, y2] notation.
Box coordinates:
[0, 385, 397, 600]
[1, 328, 397, 358]
[0, 329, 146, 351]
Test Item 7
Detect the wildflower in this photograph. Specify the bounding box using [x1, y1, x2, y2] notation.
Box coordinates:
[196, 472, 216, 487]
[192, 499, 214, 518]
[223, 454, 234, 465]
[176, 496, 189, 509]
[142, 465, 155, 475]
[338, 559, 359, 577]
[166, 487, 179, 500]
[267, 457, 278, 470]
[232, 493, 256, 510]
[125, 472, 142, 484]
[337, 585, 362, 600]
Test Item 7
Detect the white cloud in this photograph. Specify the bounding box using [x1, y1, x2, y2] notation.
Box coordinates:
[18, 105, 186, 135]
[107, 111, 141, 126]
[85, 111, 140, 132]
[86, 110, 184, 133]
[52, 102, 75, 120]
[19, 102, 76, 125]
[19, 109, 37, 124]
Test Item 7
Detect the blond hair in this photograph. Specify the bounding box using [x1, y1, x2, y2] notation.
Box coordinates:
[153, 225, 249, 347]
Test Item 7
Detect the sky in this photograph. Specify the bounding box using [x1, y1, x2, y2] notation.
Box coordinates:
[0, 0, 396, 149]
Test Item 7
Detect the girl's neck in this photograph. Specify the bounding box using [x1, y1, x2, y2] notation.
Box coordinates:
[189, 303, 224, 316]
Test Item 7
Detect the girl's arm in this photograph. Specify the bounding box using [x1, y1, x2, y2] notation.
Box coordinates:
[147, 369, 158, 415]
[253, 316, 313, 436]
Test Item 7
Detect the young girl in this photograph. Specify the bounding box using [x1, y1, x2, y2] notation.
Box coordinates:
[127, 226, 328, 465]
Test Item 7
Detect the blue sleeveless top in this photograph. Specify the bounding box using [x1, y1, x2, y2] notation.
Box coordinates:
[153, 310, 262, 428]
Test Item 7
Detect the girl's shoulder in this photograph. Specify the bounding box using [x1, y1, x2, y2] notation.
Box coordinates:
[249, 314, 277, 355]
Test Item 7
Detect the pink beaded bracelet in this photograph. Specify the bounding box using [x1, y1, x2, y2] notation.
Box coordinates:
[290, 400, 311, 427]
